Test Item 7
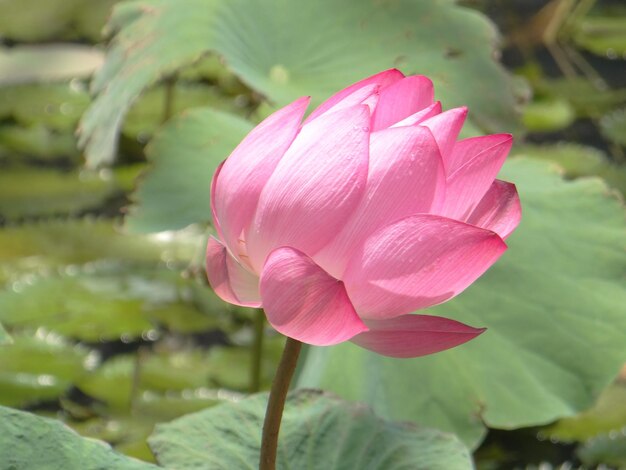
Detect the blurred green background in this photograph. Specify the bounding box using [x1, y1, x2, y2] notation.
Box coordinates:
[0, 0, 625, 468]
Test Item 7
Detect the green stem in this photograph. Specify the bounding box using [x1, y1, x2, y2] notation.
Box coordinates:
[259, 336, 303, 470]
[250, 308, 265, 393]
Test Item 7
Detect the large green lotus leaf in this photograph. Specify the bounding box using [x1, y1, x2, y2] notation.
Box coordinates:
[298, 157, 626, 448]
[0, 406, 157, 470]
[125, 107, 252, 232]
[79, 0, 522, 167]
[148, 389, 473, 470]
[0, 334, 90, 407]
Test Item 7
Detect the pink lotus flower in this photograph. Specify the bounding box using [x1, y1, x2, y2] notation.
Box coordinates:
[206, 69, 521, 358]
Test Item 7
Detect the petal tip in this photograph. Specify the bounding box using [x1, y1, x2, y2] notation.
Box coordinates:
[350, 314, 486, 358]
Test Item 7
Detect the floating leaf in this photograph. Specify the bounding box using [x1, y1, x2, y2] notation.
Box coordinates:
[0, 323, 10, 344]
[0, 219, 196, 278]
[79, 0, 523, 167]
[533, 77, 626, 119]
[0, 274, 152, 342]
[0, 83, 90, 131]
[67, 390, 236, 462]
[125, 108, 252, 232]
[0, 45, 104, 86]
[512, 143, 626, 195]
[573, 16, 626, 58]
[0, 334, 90, 407]
[0, 0, 82, 41]
[542, 382, 626, 442]
[522, 98, 575, 132]
[77, 355, 143, 410]
[0, 406, 157, 469]
[578, 433, 626, 468]
[134, 390, 228, 422]
[0, 167, 121, 220]
[122, 83, 246, 140]
[600, 107, 626, 147]
[149, 389, 473, 470]
[0, 124, 79, 160]
[69, 415, 157, 463]
[179, 55, 251, 95]
[298, 158, 626, 448]
[76, 349, 241, 411]
[0, 267, 225, 341]
[74, 0, 120, 41]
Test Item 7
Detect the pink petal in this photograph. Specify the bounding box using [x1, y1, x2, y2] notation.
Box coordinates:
[371, 76, 435, 131]
[247, 105, 370, 270]
[344, 214, 507, 319]
[314, 125, 445, 278]
[260, 247, 368, 346]
[212, 97, 310, 261]
[205, 237, 261, 307]
[210, 161, 225, 240]
[419, 107, 468, 166]
[439, 134, 513, 220]
[350, 314, 485, 358]
[446, 133, 513, 176]
[309, 83, 379, 117]
[391, 101, 442, 128]
[306, 69, 404, 123]
[466, 180, 521, 239]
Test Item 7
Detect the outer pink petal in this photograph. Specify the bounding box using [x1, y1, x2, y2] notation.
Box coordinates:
[419, 107, 468, 168]
[213, 97, 310, 261]
[439, 134, 513, 220]
[371, 76, 435, 131]
[446, 133, 513, 177]
[305, 69, 404, 123]
[309, 83, 379, 117]
[260, 247, 368, 346]
[391, 101, 442, 128]
[466, 180, 521, 239]
[205, 237, 261, 307]
[314, 125, 445, 278]
[210, 161, 225, 240]
[247, 105, 370, 270]
[344, 214, 507, 319]
[350, 315, 485, 358]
